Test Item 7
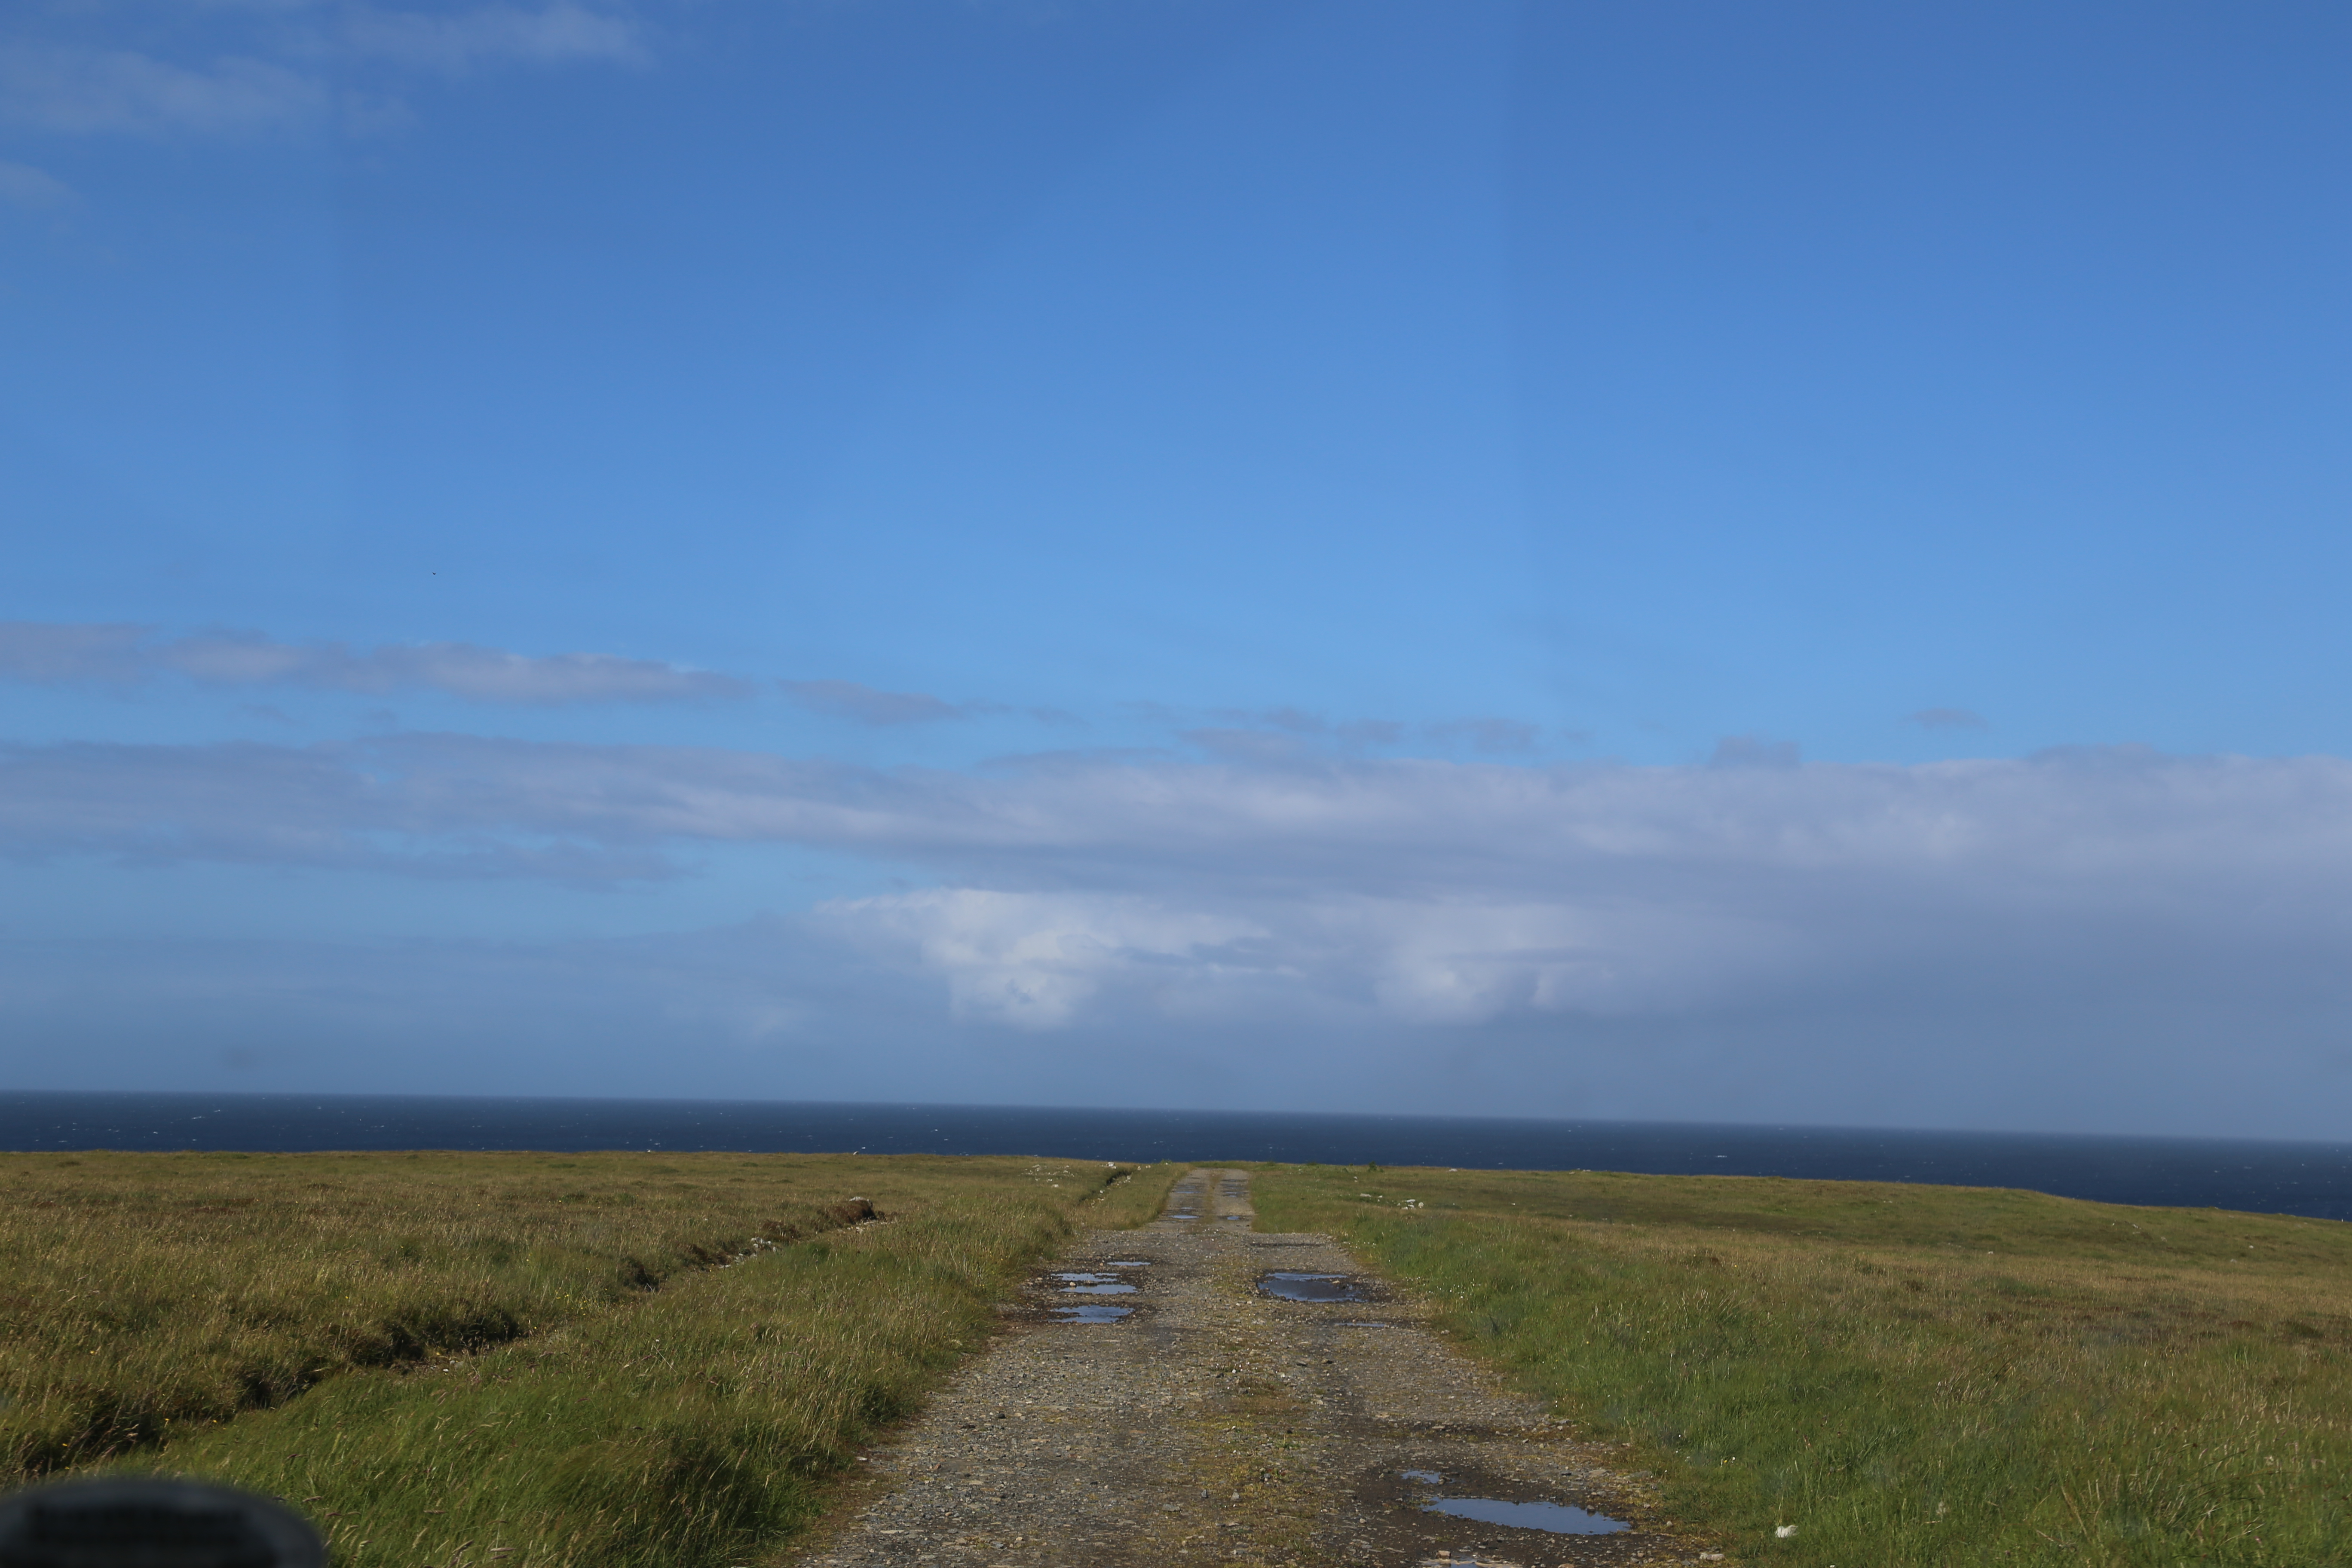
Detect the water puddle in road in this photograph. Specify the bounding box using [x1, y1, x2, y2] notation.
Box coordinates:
[1401, 1473, 1628, 1536]
[1060, 1282, 1136, 1295]
[1423, 1498, 1628, 1534]
[1050, 1304, 1134, 1323]
[1106, 1260, 1151, 1268]
[1257, 1271, 1364, 1302]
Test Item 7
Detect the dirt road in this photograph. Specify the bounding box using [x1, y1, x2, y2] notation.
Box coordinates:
[789, 1169, 1718, 1568]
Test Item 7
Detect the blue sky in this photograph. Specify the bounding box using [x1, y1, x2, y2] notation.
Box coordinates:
[3, 1, 2350, 1137]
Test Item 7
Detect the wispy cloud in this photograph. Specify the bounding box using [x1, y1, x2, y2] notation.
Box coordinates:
[1424, 717, 1539, 754]
[779, 679, 968, 725]
[0, 45, 324, 137]
[342, 3, 646, 73]
[0, 622, 750, 704]
[0, 622, 146, 681]
[0, 4, 643, 142]
[0, 157, 76, 211]
[1188, 705, 1550, 756]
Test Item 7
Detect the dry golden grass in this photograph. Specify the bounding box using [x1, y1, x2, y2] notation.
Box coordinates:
[2, 1148, 1176, 1568]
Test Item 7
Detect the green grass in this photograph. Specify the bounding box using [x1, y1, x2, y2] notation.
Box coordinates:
[2, 1149, 1176, 1568]
[1250, 1164, 2352, 1567]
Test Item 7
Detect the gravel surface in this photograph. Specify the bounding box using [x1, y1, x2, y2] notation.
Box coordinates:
[786, 1170, 1724, 1568]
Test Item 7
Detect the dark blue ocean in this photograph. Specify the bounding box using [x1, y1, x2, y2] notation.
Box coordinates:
[5, 1091, 2349, 1221]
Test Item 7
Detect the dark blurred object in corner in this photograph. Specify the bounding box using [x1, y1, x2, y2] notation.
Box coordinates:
[0, 1481, 324, 1568]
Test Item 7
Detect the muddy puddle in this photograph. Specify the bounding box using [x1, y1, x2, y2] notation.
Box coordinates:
[1049, 1304, 1133, 1323]
[1421, 1497, 1628, 1535]
[1256, 1270, 1365, 1302]
[1400, 1470, 1629, 1537]
[1047, 1264, 1147, 1315]
[1016, 1259, 1153, 1326]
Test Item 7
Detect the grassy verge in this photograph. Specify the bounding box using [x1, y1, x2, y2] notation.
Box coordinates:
[4, 1150, 1176, 1568]
[1250, 1163, 2352, 1567]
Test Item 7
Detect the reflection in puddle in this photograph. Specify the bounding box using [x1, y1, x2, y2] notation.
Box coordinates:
[1257, 1271, 1364, 1302]
[1403, 1473, 1629, 1535]
[1050, 1304, 1134, 1323]
[1106, 1260, 1151, 1268]
[1422, 1497, 1628, 1534]
[1337, 1320, 1391, 1328]
[1052, 1268, 1139, 1296]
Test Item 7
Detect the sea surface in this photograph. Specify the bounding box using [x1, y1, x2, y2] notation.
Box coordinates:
[4, 1091, 2349, 1220]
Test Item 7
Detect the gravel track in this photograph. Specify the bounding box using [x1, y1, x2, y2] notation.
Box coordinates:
[787, 1170, 1721, 1568]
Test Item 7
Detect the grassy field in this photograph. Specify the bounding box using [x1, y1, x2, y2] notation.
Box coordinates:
[1251, 1164, 2352, 1568]
[1, 1149, 1175, 1568]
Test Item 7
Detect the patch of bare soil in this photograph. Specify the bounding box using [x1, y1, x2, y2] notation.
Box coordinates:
[786, 1170, 1725, 1568]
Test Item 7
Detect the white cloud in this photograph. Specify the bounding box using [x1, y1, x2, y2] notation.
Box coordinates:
[0, 623, 751, 704]
[838, 888, 1269, 1028]
[822, 887, 1797, 1032]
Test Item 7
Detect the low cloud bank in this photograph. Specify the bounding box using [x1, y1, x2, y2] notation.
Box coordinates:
[3, 733, 2349, 1045]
